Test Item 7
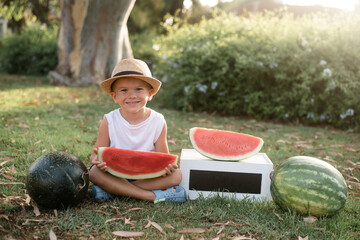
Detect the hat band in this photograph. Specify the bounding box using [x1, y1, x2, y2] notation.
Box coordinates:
[113, 71, 144, 77]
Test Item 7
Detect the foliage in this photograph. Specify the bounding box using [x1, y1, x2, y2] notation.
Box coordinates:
[0, 0, 59, 32]
[0, 75, 359, 239]
[154, 10, 360, 130]
[128, 0, 184, 34]
[0, 25, 58, 75]
[128, 0, 216, 34]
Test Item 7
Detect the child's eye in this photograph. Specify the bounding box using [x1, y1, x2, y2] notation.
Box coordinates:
[136, 88, 144, 91]
[119, 89, 127, 93]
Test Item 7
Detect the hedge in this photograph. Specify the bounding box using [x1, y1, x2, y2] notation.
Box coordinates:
[0, 26, 58, 75]
[153, 10, 360, 130]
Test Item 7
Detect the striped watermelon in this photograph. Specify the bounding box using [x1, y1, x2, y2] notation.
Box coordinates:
[270, 156, 347, 217]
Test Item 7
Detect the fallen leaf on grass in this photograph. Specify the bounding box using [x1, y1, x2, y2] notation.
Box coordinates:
[197, 118, 209, 123]
[25, 194, 31, 205]
[164, 223, 174, 229]
[233, 235, 256, 240]
[347, 181, 360, 187]
[294, 141, 313, 149]
[344, 147, 357, 153]
[177, 228, 206, 233]
[20, 123, 30, 129]
[216, 225, 225, 235]
[145, 221, 151, 228]
[298, 236, 308, 240]
[330, 144, 358, 153]
[277, 139, 292, 145]
[22, 219, 50, 225]
[328, 152, 344, 157]
[214, 221, 230, 226]
[105, 218, 123, 224]
[168, 137, 180, 145]
[0, 214, 9, 220]
[125, 218, 134, 226]
[303, 216, 318, 223]
[343, 173, 359, 182]
[112, 231, 144, 237]
[93, 210, 111, 215]
[323, 156, 336, 163]
[1, 173, 17, 181]
[0, 158, 12, 166]
[0, 181, 24, 185]
[123, 207, 143, 214]
[31, 202, 40, 217]
[274, 212, 283, 221]
[346, 160, 360, 169]
[145, 220, 164, 233]
[283, 133, 301, 141]
[49, 229, 57, 240]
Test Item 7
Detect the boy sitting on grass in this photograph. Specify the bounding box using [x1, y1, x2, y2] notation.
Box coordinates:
[89, 58, 186, 203]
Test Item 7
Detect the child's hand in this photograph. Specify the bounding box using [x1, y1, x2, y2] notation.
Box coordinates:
[91, 147, 108, 172]
[163, 163, 178, 176]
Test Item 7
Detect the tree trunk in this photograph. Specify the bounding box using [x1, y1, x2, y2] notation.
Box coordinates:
[49, 0, 135, 86]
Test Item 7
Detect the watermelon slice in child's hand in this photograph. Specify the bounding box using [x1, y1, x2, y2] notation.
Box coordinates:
[98, 147, 178, 179]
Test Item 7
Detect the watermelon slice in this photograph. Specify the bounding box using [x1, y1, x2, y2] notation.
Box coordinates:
[189, 127, 264, 161]
[97, 147, 178, 179]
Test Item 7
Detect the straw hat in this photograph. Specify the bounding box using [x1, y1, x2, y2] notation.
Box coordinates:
[100, 58, 161, 96]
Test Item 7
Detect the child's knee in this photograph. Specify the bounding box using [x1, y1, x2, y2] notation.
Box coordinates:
[171, 169, 182, 185]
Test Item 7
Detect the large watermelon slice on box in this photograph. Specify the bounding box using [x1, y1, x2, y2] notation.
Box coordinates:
[270, 156, 348, 217]
[189, 127, 264, 161]
[97, 147, 178, 179]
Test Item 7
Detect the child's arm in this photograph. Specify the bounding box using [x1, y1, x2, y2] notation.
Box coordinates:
[90, 116, 110, 172]
[155, 123, 178, 176]
[154, 123, 169, 154]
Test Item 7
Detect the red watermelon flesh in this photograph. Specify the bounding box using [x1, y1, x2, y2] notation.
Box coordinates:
[97, 147, 178, 179]
[189, 127, 264, 161]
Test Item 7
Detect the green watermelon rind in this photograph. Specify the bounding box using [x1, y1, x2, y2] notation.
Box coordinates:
[189, 127, 264, 161]
[26, 151, 89, 209]
[270, 156, 348, 217]
[97, 147, 178, 180]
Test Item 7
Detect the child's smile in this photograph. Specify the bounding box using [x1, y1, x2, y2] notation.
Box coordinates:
[110, 78, 154, 122]
[125, 100, 142, 109]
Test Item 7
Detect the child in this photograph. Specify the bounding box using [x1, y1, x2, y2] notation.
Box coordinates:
[89, 58, 187, 203]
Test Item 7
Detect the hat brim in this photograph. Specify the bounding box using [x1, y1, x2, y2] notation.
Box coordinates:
[100, 75, 161, 96]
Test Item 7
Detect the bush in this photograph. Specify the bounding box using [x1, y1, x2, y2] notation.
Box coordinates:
[154, 10, 360, 130]
[0, 26, 58, 75]
[130, 30, 160, 70]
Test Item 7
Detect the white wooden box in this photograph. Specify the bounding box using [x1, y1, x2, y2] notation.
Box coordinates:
[179, 149, 273, 201]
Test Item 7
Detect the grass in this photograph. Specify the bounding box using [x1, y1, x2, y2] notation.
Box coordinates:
[0, 74, 359, 239]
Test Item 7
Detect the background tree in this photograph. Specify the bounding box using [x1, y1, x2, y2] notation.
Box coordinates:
[48, 0, 135, 86]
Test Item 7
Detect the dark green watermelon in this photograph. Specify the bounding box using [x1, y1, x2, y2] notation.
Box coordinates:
[26, 151, 89, 209]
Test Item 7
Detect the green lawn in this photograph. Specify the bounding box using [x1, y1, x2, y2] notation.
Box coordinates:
[0, 75, 359, 239]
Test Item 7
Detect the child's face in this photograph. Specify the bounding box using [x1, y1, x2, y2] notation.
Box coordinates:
[110, 78, 154, 113]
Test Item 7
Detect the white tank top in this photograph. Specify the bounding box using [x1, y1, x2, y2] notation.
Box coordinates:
[105, 108, 165, 152]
